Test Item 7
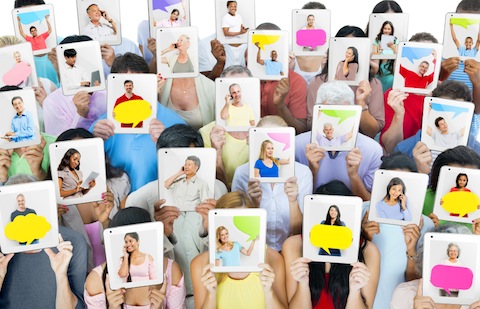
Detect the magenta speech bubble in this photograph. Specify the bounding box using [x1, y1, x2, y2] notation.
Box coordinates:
[267, 132, 290, 151]
[430, 264, 473, 295]
[296, 29, 327, 50]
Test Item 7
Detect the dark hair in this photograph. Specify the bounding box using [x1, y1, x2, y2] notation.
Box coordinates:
[380, 152, 417, 172]
[434, 117, 445, 128]
[430, 146, 480, 191]
[0, 86, 22, 92]
[57, 148, 81, 171]
[372, 1, 403, 13]
[323, 205, 342, 226]
[111, 53, 149, 74]
[375, 21, 395, 42]
[383, 177, 406, 208]
[457, 0, 480, 13]
[156, 124, 203, 149]
[59, 35, 93, 45]
[432, 80, 472, 102]
[64, 48, 77, 58]
[86, 3, 98, 13]
[171, 8, 180, 15]
[315, 180, 354, 196]
[409, 32, 438, 43]
[345, 46, 359, 64]
[302, 2, 326, 9]
[124, 80, 133, 86]
[14, 0, 45, 8]
[455, 173, 468, 189]
[123, 232, 140, 282]
[29, 26, 37, 32]
[226, 1, 237, 7]
[11, 96, 23, 104]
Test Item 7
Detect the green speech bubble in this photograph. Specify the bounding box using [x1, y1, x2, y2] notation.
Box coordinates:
[450, 18, 480, 29]
[233, 216, 260, 241]
[322, 109, 357, 124]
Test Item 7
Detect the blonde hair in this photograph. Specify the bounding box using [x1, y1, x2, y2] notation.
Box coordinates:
[0, 35, 22, 48]
[216, 226, 233, 251]
[258, 140, 279, 166]
[216, 192, 255, 209]
[257, 115, 287, 128]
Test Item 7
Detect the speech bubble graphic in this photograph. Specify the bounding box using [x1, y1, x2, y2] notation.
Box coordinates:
[440, 191, 480, 217]
[5, 213, 51, 245]
[296, 29, 327, 50]
[233, 215, 260, 241]
[267, 132, 290, 151]
[152, 0, 182, 12]
[450, 18, 480, 29]
[430, 103, 469, 119]
[310, 224, 353, 255]
[431, 264, 473, 295]
[2, 62, 32, 87]
[251, 34, 280, 51]
[402, 47, 433, 64]
[322, 109, 357, 124]
[113, 100, 152, 127]
[18, 10, 50, 25]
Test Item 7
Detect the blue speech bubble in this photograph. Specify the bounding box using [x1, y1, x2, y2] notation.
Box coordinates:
[152, 0, 182, 12]
[18, 10, 50, 25]
[401, 47, 433, 64]
[430, 103, 469, 119]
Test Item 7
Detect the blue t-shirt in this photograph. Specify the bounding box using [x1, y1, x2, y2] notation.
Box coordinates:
[216, 241, 241, 266]
[458, 46, 478, 57]
[254, 159, 279, 177]
[265, 60, 283, 75]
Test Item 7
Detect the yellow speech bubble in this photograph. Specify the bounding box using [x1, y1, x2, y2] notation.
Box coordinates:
[441, 191, 480, 217]
[251, 34, 281, 50]
[113, 100, 152, 128]
[5, 213, 51, 245]
[450, 18, 480, 29]
[309, 224, 353, 255]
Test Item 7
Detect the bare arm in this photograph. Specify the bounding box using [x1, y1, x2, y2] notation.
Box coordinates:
[220, 95, 230, 120]
[58, 178, 81, 198]
[17, 16, 27, 40]
[263, 249, 289, 309]
[191, 253, 217, 309]
[254, 168, 260, 177]
[278, 157, 290, 165]
[45, 15, 52, 35]
[240, 239, 256, 256]
[118, 255, 130, 279]
[450, 22, 460, 49]
[256, 43, 265, 65]
[380, 90, 408, 153]
[164, 169, 184, 189]
[273, 78, 307, 134]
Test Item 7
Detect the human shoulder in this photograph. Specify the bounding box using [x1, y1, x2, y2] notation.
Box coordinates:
[85, 265, 105, 296]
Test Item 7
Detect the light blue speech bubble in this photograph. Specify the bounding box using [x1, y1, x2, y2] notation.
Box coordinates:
[402, 47, 433, 64]
[18, 10, 50, 25]
[430, 103, 469, 119]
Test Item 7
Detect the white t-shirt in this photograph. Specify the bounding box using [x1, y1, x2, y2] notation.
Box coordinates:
[222, 13, 243, 38]
[432, 131, 460, 148]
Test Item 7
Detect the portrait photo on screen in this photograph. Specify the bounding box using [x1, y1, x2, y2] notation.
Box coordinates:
[368, 169, 428, 226]
[368, 13, 409, 60]
[12, 4, 57, 55]
[156, 26, 199, 78]
[107, 74, 157, 134]
[209, 208, 266, 273]
[148, 0, 191, 37]
[49, 138, 106, 205]
[248, 127, 295, 183]
[215, 0, 254, 45]
[0, 42, 38, 89]
[423, 233, 480, 305]
[0, 89, 40, 150]
[443, 13, 480, 61]
[434, 166, 480, 224]
[303, 195, 362, 264]
[56, 41, 105, 96]
[392, 42, 443, 95]
[215, 77, 260, 131]
[104, 222, 164, 290]
[327, 37, 371, 86]
[158, 148, 216, 211]
[76, 0, 121, 45]
[310, 104, 361, 151]
[247, 30, 289, 81]
[0, 181, 59, 254]
[292, 9, 330, 57]
[420, 97, 473, 152]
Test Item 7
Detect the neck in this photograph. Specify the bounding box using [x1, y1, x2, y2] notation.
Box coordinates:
[17, 112, 23, 116]
[125, 93, 133, 99]
[91, 19, 101, 26]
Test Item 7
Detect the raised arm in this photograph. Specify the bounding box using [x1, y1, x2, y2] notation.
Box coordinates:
[181, 0, 187, 21]
[220, 94, 230, 120]
[46, 15, 52, 35]
[164, 168, 184, 189]
[17, 16, 27, 40]
[450, 21, 460, 49]
[240, 239, 257, 256]
[256, 43, 265, 65]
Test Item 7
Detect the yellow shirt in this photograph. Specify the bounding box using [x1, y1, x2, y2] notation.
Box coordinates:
[216, 273, 265, 309]
[227, 104, 255, 127]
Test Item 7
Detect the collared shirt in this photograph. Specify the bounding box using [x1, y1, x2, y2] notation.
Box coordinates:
[157, 18, 184, 27]
[61, 63, 89, 90]
[169, 174, 210, 211]
[11, 110, 35, 142]
[82, 21, 115, 42]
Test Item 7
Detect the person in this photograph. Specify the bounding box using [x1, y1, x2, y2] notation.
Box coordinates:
[5, 51, 32, 87]
[17, 14, 52, 51]
[220, 83, 255, 126]
[441, 173, 480, 218]
[439, 243, 463, 297]
[335, 46, 359, 81]
[84, 207, 186, 309]
[319, 205, 346, 256]
[426, 116, 465, 148]
[114, 79, 145, 128]
[215, 226, 257, 266]
[301, 15, 317, 51]
[57, 148, 96, 199]
[222, 0, 248, 38]
[254, 139, 290, 178]
[82, 4, 117, 42]
[61, 48, 91, 90]
[399, 49, 437, 89]
[375, 177, 412, 221]
[373, 21, 398, 55]
[10, 193, 36, 221]
[118, 232, 157, 282]
[450, 19, 480, 57]
[161, 34, 194, 73]
[4, 96, 35, 143]
[316, 122, 353, 147]
[255, 43, 284, 76]
[156, 0, 187, 27]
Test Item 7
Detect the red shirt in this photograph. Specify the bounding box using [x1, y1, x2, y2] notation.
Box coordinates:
[25, 32, 49, 51]
[399, 59, 436, 89]
[114, 93, 144, 128]
[313, 273, 335, 309]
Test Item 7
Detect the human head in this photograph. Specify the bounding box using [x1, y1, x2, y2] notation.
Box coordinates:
[323, 122, 334, 139]
[434, 117, 448, 134]
[124, 80, 133, 94]
[216, 191, 255, 209]
[29, 26, 38, 37]
[220, 65, 252, 78]
[64, 48, 77, 66]
[177, 34, 190, 52]
[380, 152, 418, 172]
[11, 96, 24, 115]
[384, 177, 406, 201]
[447, 243, 460, 259]
[381, 21, 394, 36]
[336, 26, 367, 38]
[58, 148, 81, 171]
[465, 36, 474, 49]
[409, 32, 438, 43]
[372, 0, 403, 13]
[315, 180, 354, 196]
[124, 232, 140, 253]
[326, 205, 341, 223]
[111, 52, 149, 74]
[86, 4, 102, 22]
[16, 194, 26, 211]
[257, 115, 288, 128]
[302, 2, 326, 9]
[432, 80, 472, 102]
[418, 61, 429, 76]
[307, 14, 315, 26]
[256, 23, 281, 31]
[0, 35, 23, 48]
[229, 83, 241, 103]
[156, 124, 203, 149]
[170, 8, 180, 20]
[14, 0, 45, 8]
[227, 1, 237, 15]
[259, 140, 274, 160]
[13, 51, 21, 63]
[216, 226, 229, 248]
[456, 173, 468, 189]
[184, 155, 201, 177]
[456, 0, 480, 13]
[345, 46, 359, 64]
[316, 81, 355, 105]
[270, 50, 278, 61]
[57, 128, 94, 141]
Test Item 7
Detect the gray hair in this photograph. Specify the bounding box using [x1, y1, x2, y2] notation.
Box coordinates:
[6, 174, 38, 185]
[323, 122, 333, 129]
[446, 242, 460, 258]
[316, 81, 354, 105]
[220, 65, 253, 78]
[186, 155, 201, 171]
[257, 116, 287, 128]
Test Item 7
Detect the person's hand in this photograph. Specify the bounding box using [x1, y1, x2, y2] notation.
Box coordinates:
[57, 204, 69, 218]
[24, 136, 47, 180]
[149, 277, 167, 309]
[412, 142, 432, 175]
[17, 16, 21, 21]
[105, 274, 125, 309]
[225, 94, 232, 104]
[101, 43, 115, 67]
[149, 118, 166, 145]
[195, 199, 216, 233]
[288, 51, 296, 70]
[72, 91, 92, 118]
[247, 177, 262, 207]
[34, 79, 48, 107]
[80, 81, 91, 87]
[470, 300, 480, 309]
[88, 179, 96, 189]
[290, 257, 311, 285]
[200, 264, 217, 294]
[428, 213, 440, 227]
[346, 54, 355, 63]
[355, 80, 371, 107]
[440, 57, 460, 80]
[346, 148, 362, 177]
[349, 262, 370, 293]
[284, 176, 298, 203]
[361, 210, 380, 241]
[122, 244, 129, 258]
[153, 201, 180, 237]
[147, 37, 157, 55]
[399, 194, 407, 210]
[93, 191, 114, 225]
[258, 263, 276, 293]
[210, 125, 226, 151]
[273, 78, 289, 107]
[157, 73, 166, 99]
[210, 39, 226, 63]
[403, 217, 422, 256]
[45, 14, 50, 20]
[255, 42, 260, 48]
[44, 234, 73, 276]
[414, 279, 436, 309]
[464, 59, 480, 85]
[0, 149, 12, 183]
[240, 24, 248, 34]
[431, 49, 437, 59]
[472, 218, 480, 235]
[387, 89, 408, 116]
[47, 48, 59, 77]
[305, 143, 325, 172]
[0, 251, 13, 282]
[92, 119, 115, 141]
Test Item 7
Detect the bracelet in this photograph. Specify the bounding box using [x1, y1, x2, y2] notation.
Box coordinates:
[362, 105, 369, 112]
[406, 252, 415, 261]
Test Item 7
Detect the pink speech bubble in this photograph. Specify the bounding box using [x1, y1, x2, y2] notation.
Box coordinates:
[267, 132, 290, 151]
[2, 62, 32, 86]
[430, 264, 473, 295]
[296, 29, 327, 50]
